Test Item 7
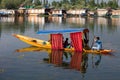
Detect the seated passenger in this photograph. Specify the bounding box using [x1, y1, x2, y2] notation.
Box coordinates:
[92, 37, 102, 50]
[67, 41, 73, 48]
[63, 38, 69, 48]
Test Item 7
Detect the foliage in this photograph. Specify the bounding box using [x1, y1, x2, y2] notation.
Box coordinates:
[0, 0, 25, 9]
[107, 0, 118, 9]
[51, 0, 120, 10]
[0, 0, 119, 9]
[34, 0, 41, 6]
[34, 5, 43, 9]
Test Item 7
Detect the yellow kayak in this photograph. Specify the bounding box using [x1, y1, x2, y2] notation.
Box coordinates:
[13, 34, 112, 54]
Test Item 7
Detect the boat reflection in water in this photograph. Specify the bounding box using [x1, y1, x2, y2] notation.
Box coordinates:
[45, 50, 90, 74]
[15, 46, 113, 75]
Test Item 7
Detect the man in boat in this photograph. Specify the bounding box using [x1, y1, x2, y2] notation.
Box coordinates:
[63, 38, 70, 48]
[92, 37, 102, 50]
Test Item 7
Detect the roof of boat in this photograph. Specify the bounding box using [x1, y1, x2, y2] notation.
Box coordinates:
[37, 28, 89, 34]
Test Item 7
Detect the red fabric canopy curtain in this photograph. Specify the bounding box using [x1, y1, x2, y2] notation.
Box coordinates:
[51, 34, 63, 50]
[70, 52, 82, 71]
[70, 32, 83, 52]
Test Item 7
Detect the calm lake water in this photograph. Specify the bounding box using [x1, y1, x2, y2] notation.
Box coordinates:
[0, 16, 120, 80]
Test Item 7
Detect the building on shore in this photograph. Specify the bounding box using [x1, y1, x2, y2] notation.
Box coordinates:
[0, 9, 15, 17]
[96, 9, 112, 17]
[112, 10, 120, 17]
[67, 9, 89, 17]
[50, 9, 66, 17]
[2, 7, 120, 18]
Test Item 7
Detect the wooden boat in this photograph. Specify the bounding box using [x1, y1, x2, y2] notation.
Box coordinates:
[13, 34, 113, 54]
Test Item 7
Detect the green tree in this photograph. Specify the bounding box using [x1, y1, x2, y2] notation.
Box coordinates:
[87, 0, 96, 9]
[0, 0, 119, 9]
[0, 0, 25, 9]
[0, 0, 2, 4]
[107, 0, 118, 9]
[34, 0, 41, 6]
[70, 0, 77, 5]
[52, 1, 61, 9]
